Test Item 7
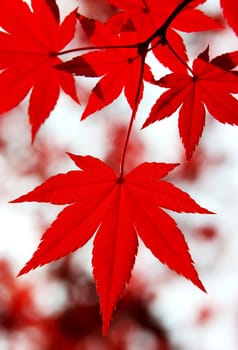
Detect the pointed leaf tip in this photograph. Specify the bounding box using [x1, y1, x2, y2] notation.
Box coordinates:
[17, 265, 29, 277]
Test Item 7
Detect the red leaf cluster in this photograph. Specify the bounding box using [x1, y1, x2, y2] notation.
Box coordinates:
[0, 0, 237, 334]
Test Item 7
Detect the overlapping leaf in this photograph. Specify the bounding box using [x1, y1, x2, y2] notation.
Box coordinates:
[106, 0, 221, 72]
[143, 48, 238, 159]
[45, 0, 60, 22]
[58, 18, 153, 119]
[220, 0, 238, 36]
[12, 154, 211, 333]
[0, 0, 79, 140]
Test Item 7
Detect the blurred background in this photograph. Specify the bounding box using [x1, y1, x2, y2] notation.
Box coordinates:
[0, 0, 238, 349]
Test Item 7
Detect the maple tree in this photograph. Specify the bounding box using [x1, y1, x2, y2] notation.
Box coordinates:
[1, 0, 238, 335]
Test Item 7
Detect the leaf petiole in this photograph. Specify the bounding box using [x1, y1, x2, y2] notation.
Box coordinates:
[166, 40, 195, 75]
[118, 50, 147, 181]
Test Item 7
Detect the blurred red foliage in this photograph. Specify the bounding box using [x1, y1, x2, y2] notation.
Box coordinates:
[0, 257, 173, 349]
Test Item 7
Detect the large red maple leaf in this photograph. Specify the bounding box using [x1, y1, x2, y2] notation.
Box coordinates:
[106, 0, 221, 72]
[143, 48, 238, 159]
[12, 153, 211, 333]
[0, 0, 79, 140]
[58, 18, 153, 119]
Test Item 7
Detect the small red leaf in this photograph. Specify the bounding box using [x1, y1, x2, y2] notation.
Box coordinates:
[144, 48, 238, 159]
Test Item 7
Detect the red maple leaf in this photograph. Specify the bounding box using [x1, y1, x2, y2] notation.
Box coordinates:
[58, 18, 153, 119]
[143, 47, 238, 159]
[220, 0, 238, 36]
[0, 0, 79, 140]
[11, 153, 212, 333]
[107, 0, 220, 39]
[106, 0, 221, 72]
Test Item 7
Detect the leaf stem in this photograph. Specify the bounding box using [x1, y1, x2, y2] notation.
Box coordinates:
[118, 50, 147, 181]
[53, 44, 139, 57]
[118, 0, 195, 179]
[166, 40, 195, 75]
[55, 0, 195, 57]
[144, 0, 195, 44]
